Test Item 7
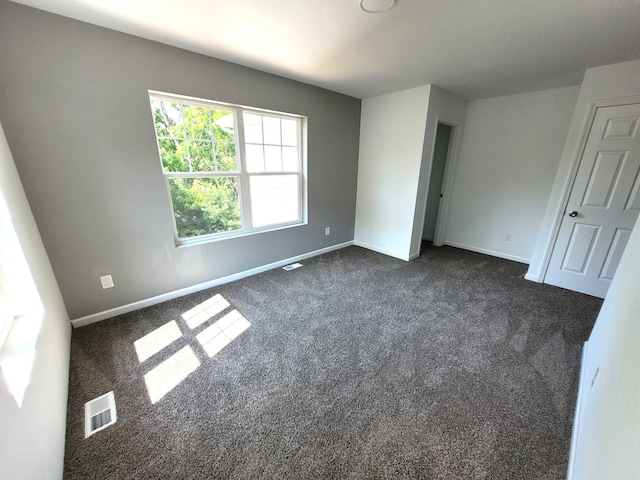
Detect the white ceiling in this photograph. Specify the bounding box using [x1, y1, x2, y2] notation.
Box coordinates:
[10, 0, 640, 100]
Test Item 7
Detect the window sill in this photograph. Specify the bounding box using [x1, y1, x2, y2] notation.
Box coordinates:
[175, 220, 308, 248]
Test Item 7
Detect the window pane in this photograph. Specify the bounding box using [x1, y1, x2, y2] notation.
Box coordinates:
[188, 140, 216, 171]
[158, 138, 190, 172]
[211, 113, 235, 142]
[152, 101, 179, 138]
[263, 116, 281, 145]
[211, 111, 235, 141]
[264, 146, 282, 172]
[183, 105, 210, 139]
[243, 113, 262, 143]
[152, 98, 237, 173]
[215, 142, 237, 171]
[281, 119, 298, 146]
[168, 177, 241, 238]
[245, 144, 264, 173]
[250, 175, 299, 228]
[282, 147, 298, 172]
[152, 101, 185, 137]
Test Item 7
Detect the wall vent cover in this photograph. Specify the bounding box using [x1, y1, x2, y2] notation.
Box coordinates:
[282, 262, 303, 271]
[84, 391, 117, 438]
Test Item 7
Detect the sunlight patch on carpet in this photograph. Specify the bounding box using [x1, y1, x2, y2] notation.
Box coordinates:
[196, 310, 251, 357]
[182, 294, 230, 330]
[135, 294, 251, 403]
[144, 345, 201, 404]
[134, 320, 183, 362]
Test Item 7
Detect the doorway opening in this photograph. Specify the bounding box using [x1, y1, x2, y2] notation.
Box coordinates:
[422, 122, 454, 245]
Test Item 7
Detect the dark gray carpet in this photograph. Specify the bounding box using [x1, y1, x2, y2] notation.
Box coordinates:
[63, 244, 602, 479]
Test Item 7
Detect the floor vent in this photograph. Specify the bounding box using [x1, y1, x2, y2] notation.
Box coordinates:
[282, 262, 303, 271]
[84, 391, 117, 438]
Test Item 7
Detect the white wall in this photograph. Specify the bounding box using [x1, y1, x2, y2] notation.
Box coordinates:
[0, 122, 71, 479]
[444, 85, 580, 263]
[534, 58, 640, 479]
[528, 59, 640, 281]
[354, 85, 431, 260]
[410, 86, 467, 258]
[568, 207, 640, 479]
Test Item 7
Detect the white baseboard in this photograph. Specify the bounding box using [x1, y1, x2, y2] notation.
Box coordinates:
[567, 341, 589, 480]
[353, 241, 410, 261]
[72, 241, 354, 328]
[442, 241, 530, 264]
[524, 272, 542, 282]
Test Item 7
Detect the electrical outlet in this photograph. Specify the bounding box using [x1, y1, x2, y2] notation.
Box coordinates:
[325, 227, 331, 236]
[504, 233, 512, 242]
[100, 274, 114, 289]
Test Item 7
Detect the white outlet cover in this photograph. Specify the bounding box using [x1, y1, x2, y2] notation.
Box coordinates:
[100, 275, 114, 289]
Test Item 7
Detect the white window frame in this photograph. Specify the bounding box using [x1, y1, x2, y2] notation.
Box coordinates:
[149, 91, 308, 246]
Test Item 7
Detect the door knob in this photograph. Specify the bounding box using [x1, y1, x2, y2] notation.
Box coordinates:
[568, 210, 578, 217]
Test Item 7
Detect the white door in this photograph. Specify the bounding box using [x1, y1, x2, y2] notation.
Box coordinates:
[545, 103, 640, 298]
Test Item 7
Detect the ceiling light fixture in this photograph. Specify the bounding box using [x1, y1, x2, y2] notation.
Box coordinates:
[360, 0, 396, 13]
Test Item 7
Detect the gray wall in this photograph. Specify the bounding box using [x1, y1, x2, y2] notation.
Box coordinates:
[0, 2, 361, 320]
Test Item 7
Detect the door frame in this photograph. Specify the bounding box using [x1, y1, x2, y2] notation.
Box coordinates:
[540, 96, 640, 286]
[419, 114, 464, 247]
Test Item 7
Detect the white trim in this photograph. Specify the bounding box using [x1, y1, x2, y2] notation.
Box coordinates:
[148, 90, 304, 119]
[353, 241, 410, 261]
[72, 241, 353, 327]
[443, 241, 530, 264]
[567, 341, 589, 480]
[524, 272, 542, 282]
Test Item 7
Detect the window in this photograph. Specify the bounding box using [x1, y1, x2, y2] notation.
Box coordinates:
[149, 92, 306, 245]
